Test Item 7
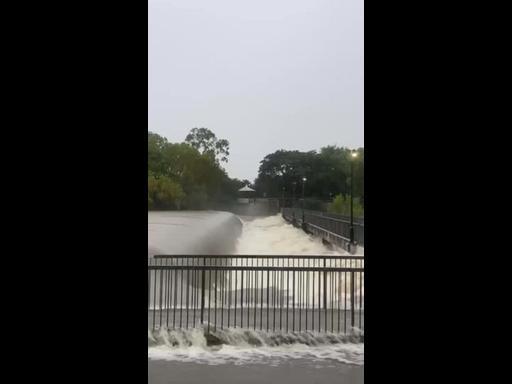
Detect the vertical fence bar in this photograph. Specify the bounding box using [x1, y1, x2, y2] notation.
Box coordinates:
[152, 267, 157, 331]
[286, 268, 289, 333]
[240, 264, 244, 329]
[280, 265, 283, 331]
[292, 269, 295, 332]
[351, 270, 355, 329]
[246, 260, 250, 329]
[173, 268, 177, 329]
[337, 269, 341, 333]
[159, 260, 163, 329]
[298, 261, 302, 332]
[260, 260, 264, 330]
[306, 259, 309, 331]
[273, 260, 276, 332]
[267, 263, 270, 332]
[228, 267, 232, 328]
[253, 266, 257, 330]
[359, 269, 363, 330]
[186, 262, 190, 329]
[148, 266, 151, 329]
[214, 259, 217, 331]
[332, 266, 336, 333]
[312, 261, 315, 332]
[200, 258, 205, 325]
[235, 263, 238, 328]
[323, 258, 327, 311]
[166, 261, 171, 329]
[179, 265, 183, 329]
[221, 263, 225, 330]
[194, 261, 198, 326]
[208, 266, 211, 333]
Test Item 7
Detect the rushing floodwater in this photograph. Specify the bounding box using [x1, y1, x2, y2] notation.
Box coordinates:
[148, 214, 364, 367]
[236, 215, 353, 255]
[148, 327, 364, 366]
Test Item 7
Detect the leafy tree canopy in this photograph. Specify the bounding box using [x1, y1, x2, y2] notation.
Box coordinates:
[185, 127, 230, 164]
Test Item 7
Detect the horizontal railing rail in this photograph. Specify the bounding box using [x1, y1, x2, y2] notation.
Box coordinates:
[153, 254, 364, 259]
[149, 255, 364, 269]
[149, 265, 363, 272]
[282, 207, 364, 246]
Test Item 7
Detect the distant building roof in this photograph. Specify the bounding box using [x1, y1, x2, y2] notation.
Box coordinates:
[238, 185, 255, 192]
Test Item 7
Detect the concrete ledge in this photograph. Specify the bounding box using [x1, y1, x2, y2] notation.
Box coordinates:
[148, 211, 243, 256]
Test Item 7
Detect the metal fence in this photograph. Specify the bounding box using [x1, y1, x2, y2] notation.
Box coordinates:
[282, 207, 364, 247]
[281, 198, 364, 218]
[316, 211, 365, 225]
[148, 255, 364, 335]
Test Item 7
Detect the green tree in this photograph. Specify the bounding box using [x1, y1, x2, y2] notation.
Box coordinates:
[148, 174, 185, 210]
[328, 194, 364, 217]
[148, 131, 169, 176]
[254, 146, 364, 210]
[148, 131, 240, 210]
[185, 127, 230, 163]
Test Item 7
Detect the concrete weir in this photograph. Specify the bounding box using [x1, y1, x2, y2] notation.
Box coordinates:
[148, 211, 243, 256]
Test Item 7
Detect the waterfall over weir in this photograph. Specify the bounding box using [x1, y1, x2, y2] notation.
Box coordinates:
[148, 211, 364, 366]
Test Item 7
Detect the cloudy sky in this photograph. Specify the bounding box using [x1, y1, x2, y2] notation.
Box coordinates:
[149, 0, 363, 182]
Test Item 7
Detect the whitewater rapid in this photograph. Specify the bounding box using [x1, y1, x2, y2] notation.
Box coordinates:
[148, 327, 364, 366]
[148, 214, 364, 366]
[236, 214, 364, 255]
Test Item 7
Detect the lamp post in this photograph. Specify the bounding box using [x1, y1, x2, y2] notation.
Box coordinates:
[302, 177, 307, 225]
[291, 182, 297, 224]
[349, 150, 358, 249]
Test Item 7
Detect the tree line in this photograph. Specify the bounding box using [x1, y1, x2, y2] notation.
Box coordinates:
[148, 129, 363, 215]
[148, 129, 249, 210]
[254, 146, 364, 214]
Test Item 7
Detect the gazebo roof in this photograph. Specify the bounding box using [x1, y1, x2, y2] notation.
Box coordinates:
[238, 185, 255, 192]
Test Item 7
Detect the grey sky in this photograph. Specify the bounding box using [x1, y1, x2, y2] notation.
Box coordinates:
[149, 0, 363, 182]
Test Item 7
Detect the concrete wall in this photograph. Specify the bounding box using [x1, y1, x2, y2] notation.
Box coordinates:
[148, 211, 243, 256]
[215, 199, 280, 217]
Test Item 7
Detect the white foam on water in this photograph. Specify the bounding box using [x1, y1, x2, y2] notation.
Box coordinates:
[148, 327, 364, 366]
[235, 215, 350, 255]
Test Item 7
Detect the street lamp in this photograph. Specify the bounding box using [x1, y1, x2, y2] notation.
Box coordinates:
[291, 181, 297, 224]
[349, 150, 358, 250]
[302, 177, 307, 224]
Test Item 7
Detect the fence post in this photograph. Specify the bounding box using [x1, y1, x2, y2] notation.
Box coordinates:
[301, 216, 307, 232]
[323, 258, 327, 310]
[200, 257, 206, 324]
[350, 271, 355, 328]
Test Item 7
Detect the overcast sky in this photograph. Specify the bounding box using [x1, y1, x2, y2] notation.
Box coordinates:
[149, 0, 363, 182]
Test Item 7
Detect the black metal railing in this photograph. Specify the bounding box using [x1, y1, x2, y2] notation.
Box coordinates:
[148, 255, 364, 335]
[282, 207, 364, 247]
